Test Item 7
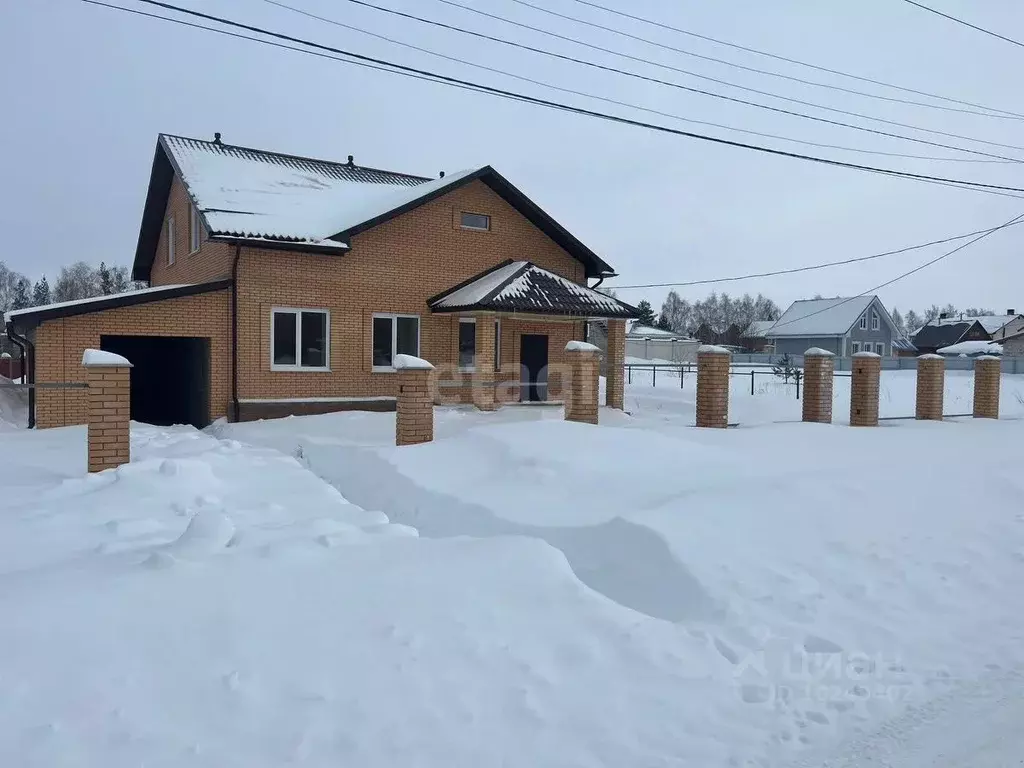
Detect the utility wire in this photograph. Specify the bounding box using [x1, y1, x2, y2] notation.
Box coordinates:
[761, 210, 1024, 334]
[569, 0, 1024, 118]
[902, 0, 1024, 50]
[265, 0, 1016, 164]
[490, 0, 1024, 155]
[83, 0, 1024, 196]
[605, 220, 1024, 289]
[305, 0, 1016, 164]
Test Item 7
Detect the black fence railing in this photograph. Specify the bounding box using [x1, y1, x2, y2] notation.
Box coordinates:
[624, 364, 853, 400]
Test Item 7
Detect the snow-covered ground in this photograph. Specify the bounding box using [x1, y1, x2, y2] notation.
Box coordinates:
[2, 372, 1024, 766]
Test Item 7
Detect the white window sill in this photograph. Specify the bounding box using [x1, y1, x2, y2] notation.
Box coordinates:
[458, 366, 476, 373]
[271, 365, 331, 373]
[372, 366, 397, 373]
[459, 225, 490, 232]
[188, 248, 200, 257]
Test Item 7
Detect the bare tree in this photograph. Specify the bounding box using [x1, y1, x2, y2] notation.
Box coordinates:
[52, 261, 101, 303]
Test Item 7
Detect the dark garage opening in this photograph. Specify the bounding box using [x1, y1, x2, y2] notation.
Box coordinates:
[100, 335, 211, 428]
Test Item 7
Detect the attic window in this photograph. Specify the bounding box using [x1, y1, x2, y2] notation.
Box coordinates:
[871, 312, 880, 331]
[166, 216, 175, 266]
[460, 212, 490, 231]
[189, 205, 202, 254]
[859, 314, 867, 330]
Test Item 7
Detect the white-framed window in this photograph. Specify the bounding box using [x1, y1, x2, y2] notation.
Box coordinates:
[460, 212, 490, 231]
[875, 342, 885, 356]
[851, 341, 862, 354]
[459, 317, 476, 370]
[271, 308, 330, 371]
[166, 216, 175, 265]
[494, 319, 501, 372]
[372, 313, 420, 370]
[871, 311, 880, 331]
[858, 314, 867, 330]
[189, 205, 202, 254]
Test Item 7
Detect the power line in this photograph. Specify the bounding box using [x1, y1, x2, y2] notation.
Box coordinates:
[902, 0, 1024, 50]
[492, 0, 1024, 155]
[83, 0, 1024, 196]
[266, 0, 1015, 164]
[567, 0, 1024, 119]
[605, 220, 1024, 289]
[306, 0, 1016, 164]
[763, 210, 1024, 334]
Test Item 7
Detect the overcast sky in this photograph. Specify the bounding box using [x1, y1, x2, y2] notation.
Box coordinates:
[3, 0, 1023, 315]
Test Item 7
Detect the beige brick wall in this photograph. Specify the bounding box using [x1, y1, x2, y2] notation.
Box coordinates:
[973, 357, 1001, 419]
[915, 356, 945, 421]
[564, 349, 600, 424]
[235, 179, 587, 403]
[87, 365, 131, 472]
[802, 353, 835, 424]
[850, 355, 881, 427]
[34, 290, 231, 428]
[150, 176, 236, 286]
[696, 350, 730, 428]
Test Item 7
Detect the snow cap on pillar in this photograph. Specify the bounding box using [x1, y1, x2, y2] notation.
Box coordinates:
[565, 340, 600, 353]
[804, 347, 835, 357]
[393, 354, 434, 371]
[82, 349, 133, 367]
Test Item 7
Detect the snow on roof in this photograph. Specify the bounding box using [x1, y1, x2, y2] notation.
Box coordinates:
[626, 324, 681, 338]
[431, 262, 525, 310]
[430, 262, 636, 318]
[5, 284, 194, 323]
[936, 340, 1003, 356]
[931, 314, 1020, 333]
[768, 296, 878, 337]
[82, 349, 133, 368]
[163, 135, 478, 248]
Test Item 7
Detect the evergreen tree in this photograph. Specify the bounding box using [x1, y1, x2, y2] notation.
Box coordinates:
[633, 299, 656, 326]
[890, 307, 907, 336]
[10, 278, 31, 310]
[98, 262, 113, 295]
[32, 277, 51, 306]
[905, 309, 923, 334]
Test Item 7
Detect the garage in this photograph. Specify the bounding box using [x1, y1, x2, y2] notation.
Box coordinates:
[100, 336, 211, 428]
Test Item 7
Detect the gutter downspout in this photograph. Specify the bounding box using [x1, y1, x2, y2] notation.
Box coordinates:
[5, 320, 35, 429]
[231, 244, 242, 422]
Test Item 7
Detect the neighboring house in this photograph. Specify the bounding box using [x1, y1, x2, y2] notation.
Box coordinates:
[624, 323, 699, 364]
[931, 311, 1023, 341]
[5, 133, 638, 429]
[767, 296, 899, 357]
[1000, 329, 1024, 357]
[740, 320, 776, 352]
[911, 320, 989, 356]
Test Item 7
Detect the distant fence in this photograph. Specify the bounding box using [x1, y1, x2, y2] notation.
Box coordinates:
[626, 338, 699, 364]
[729, 352, 1024, 374]
[625, 363, 853, 399]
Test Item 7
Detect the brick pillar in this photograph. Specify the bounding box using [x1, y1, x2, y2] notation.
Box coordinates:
[802, 348, 835, 424]
[605, 318, 625, 410]
[915, 354, 945, 421]
[696, 346, 730, 428]
[564, 341, 600, 425]
[973, 355, 1001, 419]
[394, 354, 434, 446]
[83, 349, 132, 473]
[473, 316, 496, 412]
[849, 352, 881, 427]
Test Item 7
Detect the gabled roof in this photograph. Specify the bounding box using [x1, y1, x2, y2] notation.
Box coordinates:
[911, 320, 981, 349]
[767, 296, 891, 337]
[133, 134, 615, 281]
[428, 261, 638, 318]
[932, 313, 1021, 334]
[6, 280, 232, 326]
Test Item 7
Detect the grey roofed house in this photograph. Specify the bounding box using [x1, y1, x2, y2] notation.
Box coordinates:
[766, 296, 900, 357]
[931, 311, 1023, 339]
[910, 319, 989, 355]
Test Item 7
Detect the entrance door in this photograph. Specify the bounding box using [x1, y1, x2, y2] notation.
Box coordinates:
[519, 334, 549, 402]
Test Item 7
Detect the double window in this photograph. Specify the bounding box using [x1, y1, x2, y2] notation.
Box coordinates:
[373, 314, 420, 370]
[190, 205, 202, 254]
[858, 314, 867, 330]
[166, 216, 175, 265]
[875, 342, 885, 356]
[871, 312, 880, 331]
[272, 308, 329, 370]
[851, 342, 861, 354]
[457, 318, 501, 371]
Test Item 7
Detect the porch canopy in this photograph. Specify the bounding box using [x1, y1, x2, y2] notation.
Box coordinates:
[427, 260, 638, 319]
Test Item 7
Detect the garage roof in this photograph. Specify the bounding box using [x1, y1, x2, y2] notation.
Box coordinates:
[5, 280, 232, 326]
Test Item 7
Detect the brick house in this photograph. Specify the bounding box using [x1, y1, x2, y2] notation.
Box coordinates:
[5, 134, 637, 429]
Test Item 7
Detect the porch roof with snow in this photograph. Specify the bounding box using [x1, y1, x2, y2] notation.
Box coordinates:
[427, 261, 639, 319]
[133, 134, 616, 281]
